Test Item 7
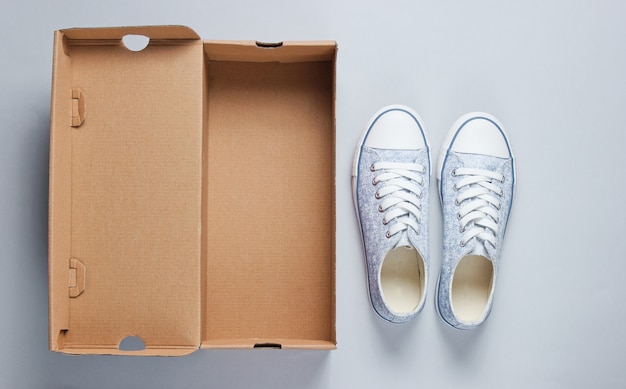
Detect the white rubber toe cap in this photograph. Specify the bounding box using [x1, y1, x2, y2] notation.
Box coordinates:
[448, 112, 512, 158]
[363, 105, 428, 150]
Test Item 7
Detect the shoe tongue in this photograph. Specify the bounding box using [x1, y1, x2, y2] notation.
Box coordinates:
[471, 241, 492, 260]
[394, 231, 412, 249]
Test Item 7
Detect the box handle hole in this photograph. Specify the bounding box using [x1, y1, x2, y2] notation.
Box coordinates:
[254, 342, 282, 349]
[119, 336, 146, 351]
[122, 34, 150, 52]
[255, 41, 283, 48]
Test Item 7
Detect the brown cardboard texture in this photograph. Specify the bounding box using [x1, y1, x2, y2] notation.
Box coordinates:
[49, 26, 336, 355]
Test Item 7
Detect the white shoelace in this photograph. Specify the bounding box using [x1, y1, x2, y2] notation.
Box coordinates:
[452, 167, 504, 248]
[371, 161, 426, 238]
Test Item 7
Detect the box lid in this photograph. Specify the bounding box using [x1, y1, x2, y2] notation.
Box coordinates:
[49, 26, 204, 355]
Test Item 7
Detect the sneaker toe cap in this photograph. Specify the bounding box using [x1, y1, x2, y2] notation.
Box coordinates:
[364, 106, 428, 150]
[450, 113, 512, 158]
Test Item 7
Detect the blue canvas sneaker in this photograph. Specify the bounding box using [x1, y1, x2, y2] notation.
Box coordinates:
[436, 112, 515, 330]
[352, 105, 430, 323]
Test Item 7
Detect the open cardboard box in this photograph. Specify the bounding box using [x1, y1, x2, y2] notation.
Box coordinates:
[48, 26, 336, 355]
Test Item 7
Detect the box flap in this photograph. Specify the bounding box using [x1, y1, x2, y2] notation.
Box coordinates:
[49, 27, 204, 355]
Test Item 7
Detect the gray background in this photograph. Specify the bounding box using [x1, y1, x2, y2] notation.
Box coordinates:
[1, 0, 625, 388]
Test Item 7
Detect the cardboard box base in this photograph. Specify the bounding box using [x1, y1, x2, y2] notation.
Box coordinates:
[48, 26, 336, 355]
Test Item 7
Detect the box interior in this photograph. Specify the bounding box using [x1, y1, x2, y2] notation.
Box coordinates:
[202, 43, 336, 349]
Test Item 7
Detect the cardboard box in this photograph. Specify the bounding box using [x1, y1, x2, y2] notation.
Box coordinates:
[48, 26, 336, 355]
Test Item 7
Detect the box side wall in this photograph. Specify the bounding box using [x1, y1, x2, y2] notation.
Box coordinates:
[202, 42, 336, 347]
[61, 25, 200, 41]
[201, 339, 336, 350]
[204, 41, 336, 63]
[49, 31, 73, 351]
[330, 46, 337, 346]
[200, 49, 210, 343]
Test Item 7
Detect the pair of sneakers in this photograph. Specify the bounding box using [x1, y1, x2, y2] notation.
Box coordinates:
[352, 105, 515, 329]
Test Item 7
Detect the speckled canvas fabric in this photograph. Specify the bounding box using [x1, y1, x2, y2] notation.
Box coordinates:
[354, 147, 430, 323]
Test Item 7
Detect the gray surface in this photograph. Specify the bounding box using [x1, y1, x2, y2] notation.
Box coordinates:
[1, 0, 625, 388]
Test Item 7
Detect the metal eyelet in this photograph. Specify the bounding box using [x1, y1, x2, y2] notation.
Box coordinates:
[460, 240, 466, 247]
[457, 213, 462, 220]
[372, 178, 378, 186]
[385, 231, 391, 238]
[370, 164, 376, 172]
[382, 218, 388, 225]
[375, 192, 381, 199]
[378, 205, 383, 212]
[452, 169, 457, 177]
[455, 198, 461, 206]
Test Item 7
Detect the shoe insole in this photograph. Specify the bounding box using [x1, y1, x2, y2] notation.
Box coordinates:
[380, 246, 425, 314]
[451, 254, 494, 322]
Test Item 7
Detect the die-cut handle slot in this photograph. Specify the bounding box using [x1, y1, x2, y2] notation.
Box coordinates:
[255, 41, 283, 48]
[253, 342, 282, 349]
[119, 336, 146, 351]
[122, 34, 150, 52]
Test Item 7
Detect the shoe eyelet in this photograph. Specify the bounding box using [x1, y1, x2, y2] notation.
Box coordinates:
[385, 231, 391, 239]
[372, 178, 378, 186]
[453, 185, 458, 191]
[370, 164, 376, 172]
[460, 240, 466, 247]
[499, 189, 504, 196]
[455, 198, 460, 206]
[457, 213, 462, 220]
[495, 203, 501, 210]
[501, 176, 505, 183]
[382, 219, 388, 225]
[452, 169, 457, 177]
[378, 205, 383, 212]
[375, 192, 381, 199]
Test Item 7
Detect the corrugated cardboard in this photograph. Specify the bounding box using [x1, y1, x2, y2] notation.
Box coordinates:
[49, 26, 336, 355]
